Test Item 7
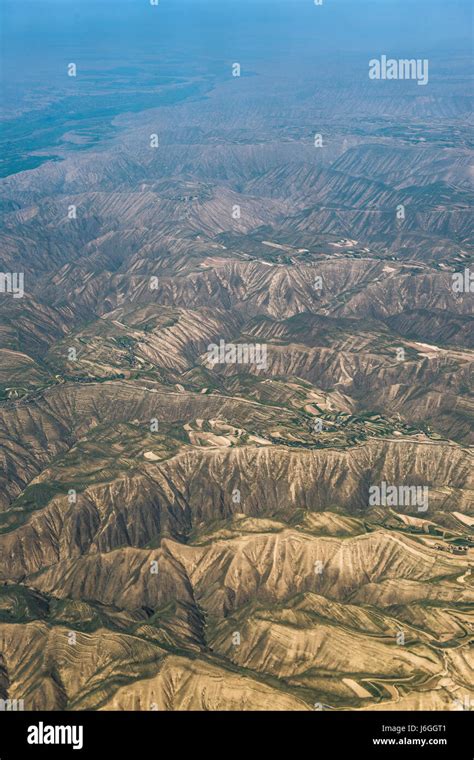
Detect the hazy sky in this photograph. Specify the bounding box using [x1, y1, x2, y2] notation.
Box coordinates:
[2, 0, 472, 58]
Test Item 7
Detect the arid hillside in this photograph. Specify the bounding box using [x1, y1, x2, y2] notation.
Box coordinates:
[0, 1, 472, 712]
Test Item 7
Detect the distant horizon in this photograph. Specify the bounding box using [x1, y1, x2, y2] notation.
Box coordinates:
[2, 0, 472, 57]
